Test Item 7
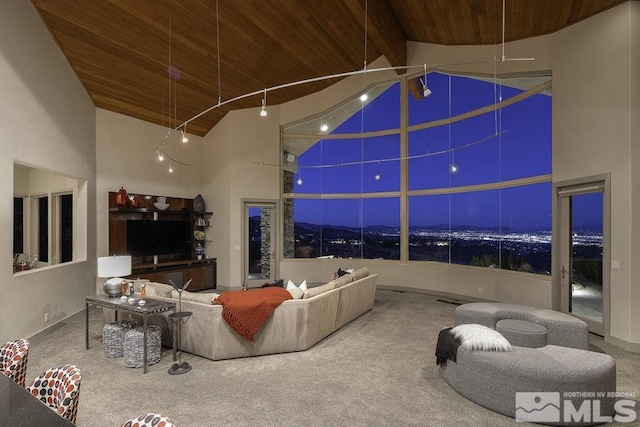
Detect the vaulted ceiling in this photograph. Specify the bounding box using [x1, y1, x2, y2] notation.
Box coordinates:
[31, 0, 627, 137]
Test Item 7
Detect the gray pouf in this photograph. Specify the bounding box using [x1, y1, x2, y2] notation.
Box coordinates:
[102, 320, 138, 358]
[123, 326, 162, 368]
[496, 318, 547, 348]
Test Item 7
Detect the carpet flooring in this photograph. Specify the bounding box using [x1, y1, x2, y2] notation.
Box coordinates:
[25, 290, 639, 426]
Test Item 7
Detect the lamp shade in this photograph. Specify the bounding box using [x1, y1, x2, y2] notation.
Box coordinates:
[98, 255, 132, 278]
[98, 255, 132, 296]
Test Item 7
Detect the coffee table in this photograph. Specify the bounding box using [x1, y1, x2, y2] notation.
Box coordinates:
[85, 294, 176, 373]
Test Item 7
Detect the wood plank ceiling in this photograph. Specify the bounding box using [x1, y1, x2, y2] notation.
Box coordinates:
[31, 0, 627, 137]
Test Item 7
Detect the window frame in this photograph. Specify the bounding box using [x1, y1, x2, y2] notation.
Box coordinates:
[282, 72, 552, 272]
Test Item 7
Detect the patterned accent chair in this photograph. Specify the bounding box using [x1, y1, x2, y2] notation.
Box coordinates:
[26, 364, 82, 424]
[121, 413, 176, 427]
[0, 339, 29, 387]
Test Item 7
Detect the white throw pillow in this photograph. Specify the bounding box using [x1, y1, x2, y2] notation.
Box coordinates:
[451, 324, 512, 352]
[286, 279, 307, 291]
[287, 287, 304, 299]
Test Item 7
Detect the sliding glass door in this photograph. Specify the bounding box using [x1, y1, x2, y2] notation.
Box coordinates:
[556, 178, 609, 336]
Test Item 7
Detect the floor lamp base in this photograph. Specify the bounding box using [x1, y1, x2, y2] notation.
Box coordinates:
[168, 361, 192, 375]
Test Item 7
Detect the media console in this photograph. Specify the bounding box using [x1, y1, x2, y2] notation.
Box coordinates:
[130, 258, 216, 292]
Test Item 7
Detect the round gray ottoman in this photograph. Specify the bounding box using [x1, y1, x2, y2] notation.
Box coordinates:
[123, 325, 162, 368]
[496, 319, 547, 348]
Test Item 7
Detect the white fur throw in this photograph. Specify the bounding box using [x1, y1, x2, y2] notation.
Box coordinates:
[451, 324, 512, 352]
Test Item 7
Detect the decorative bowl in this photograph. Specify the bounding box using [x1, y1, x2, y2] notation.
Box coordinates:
[154, 202, 170, 210]
[194, 230, 206, 240]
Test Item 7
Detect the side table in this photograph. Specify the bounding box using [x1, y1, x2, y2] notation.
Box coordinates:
[86, 294, 176, 374]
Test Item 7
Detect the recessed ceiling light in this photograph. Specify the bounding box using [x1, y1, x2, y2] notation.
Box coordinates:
[360, 94, 368, 102]
[320, 124, 328, 132]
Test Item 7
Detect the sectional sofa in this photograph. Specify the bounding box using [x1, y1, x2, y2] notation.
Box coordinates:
[134, 268, 377, 361]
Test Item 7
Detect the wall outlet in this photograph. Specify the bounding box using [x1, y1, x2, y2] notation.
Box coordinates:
[44, 312, 49, 322]
[478, 287, 483, 294]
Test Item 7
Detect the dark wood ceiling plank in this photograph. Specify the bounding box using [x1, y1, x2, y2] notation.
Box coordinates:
[344, 0, 407, 68]
[30, 0, 630, 136]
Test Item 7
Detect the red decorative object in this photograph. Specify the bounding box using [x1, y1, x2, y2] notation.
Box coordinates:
[116, 187, 128, 207]
[129, 195, 141, 208]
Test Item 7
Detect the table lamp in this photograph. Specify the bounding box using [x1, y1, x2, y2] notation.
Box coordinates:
[98, 255, 132, 296]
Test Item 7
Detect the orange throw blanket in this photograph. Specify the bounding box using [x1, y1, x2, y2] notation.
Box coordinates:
[213, 287, 292, 342]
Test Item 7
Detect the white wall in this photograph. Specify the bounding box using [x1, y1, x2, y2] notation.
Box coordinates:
[631, 1, 640, 347]
[0, 0, 96, 342]
[552, 2, 639, 347]
[201, 116, 232, 285]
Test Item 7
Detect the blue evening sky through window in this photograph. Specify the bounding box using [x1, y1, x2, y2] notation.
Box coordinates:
[291, 72, 583, 230]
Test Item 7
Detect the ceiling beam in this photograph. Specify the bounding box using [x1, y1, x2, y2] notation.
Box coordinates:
[344, 0, 407, 70]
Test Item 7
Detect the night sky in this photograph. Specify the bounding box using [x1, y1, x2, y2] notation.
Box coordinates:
[290, 72, 580, 231]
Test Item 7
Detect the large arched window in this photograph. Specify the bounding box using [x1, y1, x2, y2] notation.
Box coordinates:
[282, 72, 551, 275]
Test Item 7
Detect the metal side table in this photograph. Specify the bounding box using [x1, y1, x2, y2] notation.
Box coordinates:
[86, 294, 176, 374]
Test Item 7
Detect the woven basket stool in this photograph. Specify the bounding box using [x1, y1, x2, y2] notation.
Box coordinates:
[102, 320, 138, 358]
[123, 326, 162, 368]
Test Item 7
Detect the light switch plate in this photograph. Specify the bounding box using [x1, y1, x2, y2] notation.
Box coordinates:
[611, 260, 621, 270]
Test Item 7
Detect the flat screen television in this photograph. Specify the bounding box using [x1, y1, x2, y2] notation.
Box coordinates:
[126, 220, 189, 257]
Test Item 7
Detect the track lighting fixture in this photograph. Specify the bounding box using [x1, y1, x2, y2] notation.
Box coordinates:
[157, 151, 164, 161]
[260, 89, 268, 117]
[360, 94, 368, 102]
[321, 124, 328, 132]
[181, 128, 188, 143]
[450, 147, 457, 173]
[421, 78, 432, 98]
[168, 164, 173, 173]
[421, 64, 432, 98]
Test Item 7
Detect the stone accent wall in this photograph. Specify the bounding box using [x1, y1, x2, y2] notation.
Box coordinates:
[260, 208, 271, 278]
[283, 170, 295, 258]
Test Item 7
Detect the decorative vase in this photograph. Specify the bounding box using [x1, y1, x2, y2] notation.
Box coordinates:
[193, 194, 205, 213]
[116, 187, 128, 207]
[129, 195, 141, 208]
[195, 243, 205, 260]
